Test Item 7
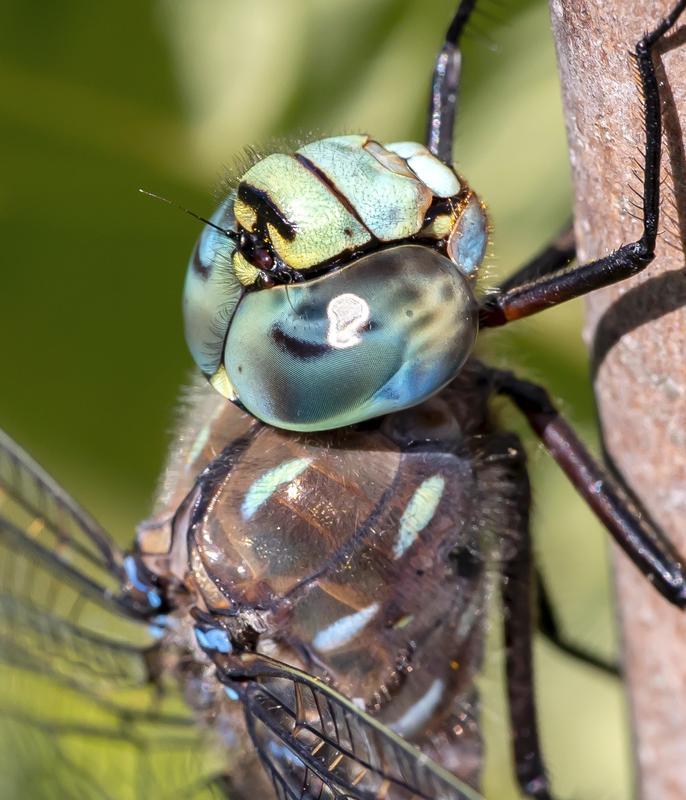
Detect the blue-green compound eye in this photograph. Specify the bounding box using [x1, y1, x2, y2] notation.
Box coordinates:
[224, 245, 477, 431]
[183, 193, 242, 378]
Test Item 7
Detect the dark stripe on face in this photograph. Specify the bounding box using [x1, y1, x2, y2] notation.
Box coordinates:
[192, 243, 211, 278]
[237, 183, 296, 241]
[270, 324, 329, 359]
[294, 153, 374, 237]
[422, 196, 456, 226]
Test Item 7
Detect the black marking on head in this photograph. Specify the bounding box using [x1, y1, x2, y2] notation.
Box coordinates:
[192, 243, 212, 279]
[270, 324, 329, 359]
[422, 196, 457, 227]
[238, 229, 274, 271]
[237, 182, 296, 241]
[294, 153, 375, 238]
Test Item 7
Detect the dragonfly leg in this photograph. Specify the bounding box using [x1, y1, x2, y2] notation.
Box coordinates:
[472, 427, 550, 796]
[501, 446, 552, 800]
[483, 223, 575, 302]
[536, 570, 619, 678]
[426, 0, 478, 164]
[479, 0, 686, 328]
[489, 368, 686, 608]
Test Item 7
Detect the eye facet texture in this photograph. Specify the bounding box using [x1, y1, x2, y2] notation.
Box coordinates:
[224, 245, 478, 431]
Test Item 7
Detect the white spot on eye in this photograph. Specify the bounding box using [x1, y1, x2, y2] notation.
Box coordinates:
[241, 457, 312, 520]
[389, 678, 446, 737]
[312, 602, 380, 653]
[326, 293, 370, 349]
[394, 474, 446, 559]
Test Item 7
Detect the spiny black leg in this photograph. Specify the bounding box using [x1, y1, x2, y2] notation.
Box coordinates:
[480, 1, 686, 328]
[536, 570, 620, 678]
[494, 223, 575, 295]
[497, 442, 554, 800]
[426, 0, 477, 164]
[490, 368, 686, 608]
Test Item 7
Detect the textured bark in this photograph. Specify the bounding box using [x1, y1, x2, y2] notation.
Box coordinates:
[549, 1, 686, 798]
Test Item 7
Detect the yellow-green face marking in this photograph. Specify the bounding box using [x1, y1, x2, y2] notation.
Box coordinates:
[234, 150, 372, 270]
[182, 135, 488, 431]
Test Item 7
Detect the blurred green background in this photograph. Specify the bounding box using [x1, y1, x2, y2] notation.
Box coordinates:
[0, 0, 631, 798]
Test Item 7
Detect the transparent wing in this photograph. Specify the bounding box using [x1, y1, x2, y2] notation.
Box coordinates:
[0, 430, 229, 799]
[0, 427, 130, 605]
[211, 652, 484, 800]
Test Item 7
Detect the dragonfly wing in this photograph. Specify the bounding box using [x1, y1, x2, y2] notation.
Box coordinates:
[0, 430, 229, 799]
[210, 652, 484, 800]
[0, 427, 136, 613]
[0, 428, 154, 692]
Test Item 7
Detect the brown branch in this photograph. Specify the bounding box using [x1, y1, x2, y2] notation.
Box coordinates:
[550, 1, 686, 798]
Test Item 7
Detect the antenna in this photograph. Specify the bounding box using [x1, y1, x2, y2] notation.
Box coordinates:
[139, 189, 239, 243]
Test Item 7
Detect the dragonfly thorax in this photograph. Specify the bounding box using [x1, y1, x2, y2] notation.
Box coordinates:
[183, 135, 487, 432]
[136, 383, 492, 750]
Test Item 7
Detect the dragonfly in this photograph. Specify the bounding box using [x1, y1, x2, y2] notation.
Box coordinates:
[2, 1, 686, 799]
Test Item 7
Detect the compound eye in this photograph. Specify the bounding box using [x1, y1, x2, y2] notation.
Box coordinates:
[183, 193, 243, 381]
[222, 244, 478, 431]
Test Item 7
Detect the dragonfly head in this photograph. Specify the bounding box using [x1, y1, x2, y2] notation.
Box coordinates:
[183, 135, 486, 432]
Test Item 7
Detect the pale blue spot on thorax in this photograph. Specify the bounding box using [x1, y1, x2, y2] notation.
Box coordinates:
[123, 555, 163, 609]
[241, 457, 313, 520]
[147, 623, 167, 640]
[195, 626, 232, 654]
[389, 678, 446, 737]
[312, 602, 380, 653]
[393, 474, 446, 559]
